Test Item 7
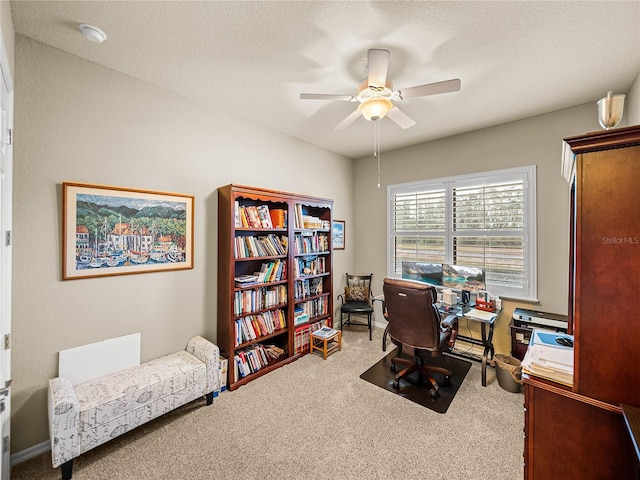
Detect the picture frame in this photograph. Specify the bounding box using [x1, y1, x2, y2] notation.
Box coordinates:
[332, 220, 345, 250]
[63, 182, 194, 280]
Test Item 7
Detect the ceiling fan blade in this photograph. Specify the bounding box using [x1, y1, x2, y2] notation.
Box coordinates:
[335, 109, 362, 130]
[386, 106, 416, 129]
[300, 93, 356, 101]
[367, 49, 390, 89]
[398, 78, 461, 99]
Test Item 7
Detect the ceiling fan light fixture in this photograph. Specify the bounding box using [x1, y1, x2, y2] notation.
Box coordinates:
[358, 97, 392, 122]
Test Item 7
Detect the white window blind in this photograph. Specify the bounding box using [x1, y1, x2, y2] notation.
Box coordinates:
[388, 166, 536, 301]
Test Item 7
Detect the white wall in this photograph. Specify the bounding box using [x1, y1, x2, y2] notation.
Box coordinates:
[11, 35, 354, 453]
[627, 71, 640, 126]
[352, 101, 609, 356]
[0, 0, 14, 75]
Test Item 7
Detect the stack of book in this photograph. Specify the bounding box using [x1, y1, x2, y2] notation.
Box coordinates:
[234, 344, 286, 379]
[293, 231, 329, 254]
[234, 309, 287, 346]
[234, 234, 287, 258]
[235, 203, 274, 229]
[522, 328, 574, 386]
[233, 284, 287, 315]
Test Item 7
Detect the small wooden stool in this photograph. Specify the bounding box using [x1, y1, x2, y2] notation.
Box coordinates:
[310, 329, 342, 360]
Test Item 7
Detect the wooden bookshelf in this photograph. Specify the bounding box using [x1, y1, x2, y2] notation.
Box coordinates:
[218, 184, 333, 390]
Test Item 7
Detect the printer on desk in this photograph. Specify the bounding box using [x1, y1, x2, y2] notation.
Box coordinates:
[509, 308, 568, 361]
[513, 308, 568, 329]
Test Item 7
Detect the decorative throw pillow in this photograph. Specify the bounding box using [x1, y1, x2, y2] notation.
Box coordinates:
[345, 286, 368, 302]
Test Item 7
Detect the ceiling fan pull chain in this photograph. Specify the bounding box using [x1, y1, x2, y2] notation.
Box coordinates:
[376, 121, 381, 189]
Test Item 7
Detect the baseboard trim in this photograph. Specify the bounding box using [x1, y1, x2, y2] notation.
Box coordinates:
[11, 440, 50, 466]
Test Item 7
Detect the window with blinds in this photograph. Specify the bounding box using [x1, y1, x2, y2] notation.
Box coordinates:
[388, 166, 536, 301]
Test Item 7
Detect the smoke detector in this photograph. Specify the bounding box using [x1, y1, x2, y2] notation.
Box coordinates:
[79, 24, 107, 44]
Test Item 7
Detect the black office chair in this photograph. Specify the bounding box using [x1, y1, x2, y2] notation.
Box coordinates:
[337, 273, 374, 341]
[383, 277, 458, 398]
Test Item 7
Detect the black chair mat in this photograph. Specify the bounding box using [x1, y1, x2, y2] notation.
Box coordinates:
[359, 349, 472, 414]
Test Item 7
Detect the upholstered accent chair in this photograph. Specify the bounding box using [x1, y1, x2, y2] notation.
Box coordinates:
[337, 273, 374, 340]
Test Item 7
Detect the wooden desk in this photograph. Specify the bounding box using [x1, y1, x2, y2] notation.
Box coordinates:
[445, 305, 498, 387]
[524, 374, 636, 479]
[621, 403, 640, 479]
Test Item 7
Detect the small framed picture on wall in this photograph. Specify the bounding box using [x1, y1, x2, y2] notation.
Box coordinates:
[333, 220, 345, 250]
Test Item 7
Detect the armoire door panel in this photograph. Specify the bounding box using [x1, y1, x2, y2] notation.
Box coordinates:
[575, 145, 640, 405]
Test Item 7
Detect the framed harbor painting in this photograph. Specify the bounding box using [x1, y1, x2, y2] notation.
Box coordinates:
[63, 182, 194, 280]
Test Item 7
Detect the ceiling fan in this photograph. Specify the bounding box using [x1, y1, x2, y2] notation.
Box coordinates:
[300, 49, 461, 130]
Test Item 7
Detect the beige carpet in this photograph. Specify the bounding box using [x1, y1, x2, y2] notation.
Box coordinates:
[12, 327, 524, 480]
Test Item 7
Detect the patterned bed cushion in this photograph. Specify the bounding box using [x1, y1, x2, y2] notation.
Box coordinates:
[75, 351, 206, 432]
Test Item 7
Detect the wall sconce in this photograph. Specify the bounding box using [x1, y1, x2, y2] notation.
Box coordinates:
[597, 91, 625, 130]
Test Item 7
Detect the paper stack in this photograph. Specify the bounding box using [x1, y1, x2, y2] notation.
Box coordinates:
[522, 328, 574, 386]
[462, 308, 497, 322]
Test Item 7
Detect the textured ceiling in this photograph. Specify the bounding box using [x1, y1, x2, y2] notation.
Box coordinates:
[10, 1, 640, 159]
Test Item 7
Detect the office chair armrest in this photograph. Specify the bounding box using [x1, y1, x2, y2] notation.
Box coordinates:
[441, 314, 458, 330]
[441, 314, 459, 347]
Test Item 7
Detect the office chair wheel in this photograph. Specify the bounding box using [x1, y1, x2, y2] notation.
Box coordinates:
[429, 388, 439, 399]
[390, 363, 396, 373]
[443, 375, 452, 387]
[392, 380, 400, 389]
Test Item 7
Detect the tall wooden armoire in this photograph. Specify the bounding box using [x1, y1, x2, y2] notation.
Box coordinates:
[523, 125, 640, 479]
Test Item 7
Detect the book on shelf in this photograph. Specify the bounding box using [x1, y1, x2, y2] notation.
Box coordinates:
[293, 231, 330, 254]
[235, 204, 277, 229]
[294, 312, 310, 326]
[245, 206, 261, 228]
[234, 343, 287, 378]
[296, 296, 327, 318]
[294, 256, 326, 277]
[235, 274, 259, 285]
[234, 201, 241, 228]
[303, 214, 323, 229]
[293, 321, 326, 354]
[234, 309, 286, 346]
[294, 277, 323, 300]
[294, 204, 304, 229]
[256, 205, 273, 228]
[258, 261, 275, 283]
[269, 209, 287, 229]
[234, 234, 287, 259]
[263, 344, 286, 361]
[218, 357, 228, 392]
[254, 260, 287, 283]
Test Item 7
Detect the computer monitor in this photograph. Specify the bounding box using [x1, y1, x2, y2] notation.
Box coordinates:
[401, 261, 443, 286]
[442, 264, 485, 292]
